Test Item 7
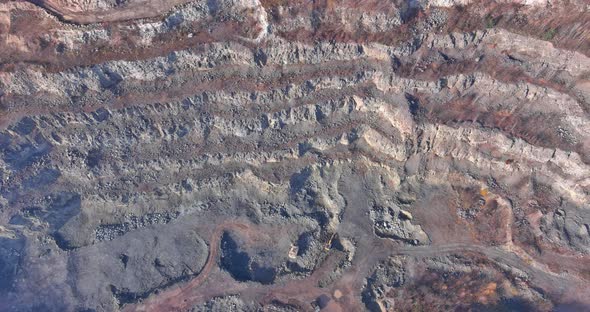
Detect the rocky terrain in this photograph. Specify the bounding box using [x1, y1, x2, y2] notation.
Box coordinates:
[0, 0, 589, 311]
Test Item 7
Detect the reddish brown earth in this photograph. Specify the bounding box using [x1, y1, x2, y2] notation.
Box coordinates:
[1, 0, 590, 311]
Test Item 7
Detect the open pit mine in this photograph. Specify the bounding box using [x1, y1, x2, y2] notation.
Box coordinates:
[0, 0, 589, 311]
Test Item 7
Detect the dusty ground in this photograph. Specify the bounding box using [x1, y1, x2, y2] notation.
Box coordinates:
[0, 0, 590, 311]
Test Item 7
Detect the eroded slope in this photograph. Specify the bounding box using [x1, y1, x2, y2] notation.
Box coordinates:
[0, 0, 589, 311]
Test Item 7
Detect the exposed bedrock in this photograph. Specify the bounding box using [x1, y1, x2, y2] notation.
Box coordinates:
[1, 0, 590, 311]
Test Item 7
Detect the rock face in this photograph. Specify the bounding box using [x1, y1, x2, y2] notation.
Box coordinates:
[0, 0, 589, 311]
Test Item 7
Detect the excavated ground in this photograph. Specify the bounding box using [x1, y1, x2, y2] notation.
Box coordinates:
[0, 0, 590, 311]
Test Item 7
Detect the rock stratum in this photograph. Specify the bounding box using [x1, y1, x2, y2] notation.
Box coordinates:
[0, 0, 589, 311]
